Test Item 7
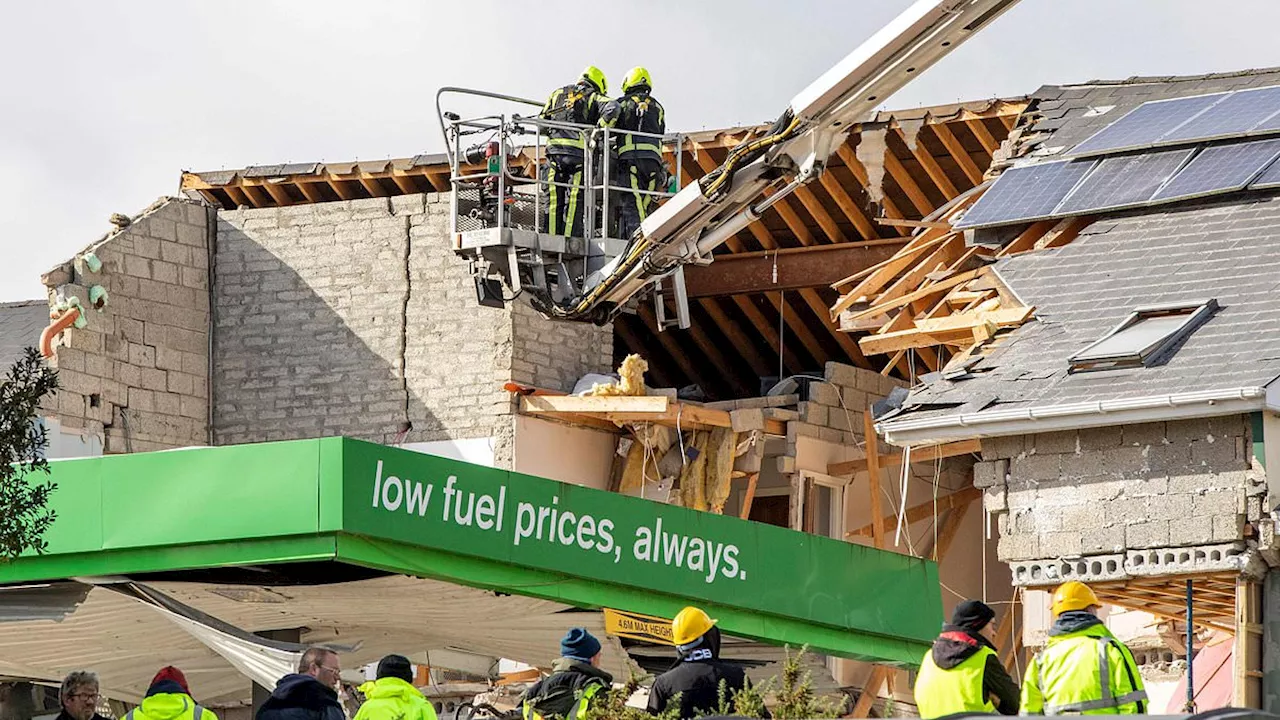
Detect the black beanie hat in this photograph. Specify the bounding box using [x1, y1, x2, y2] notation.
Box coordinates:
[950, 599, 996, 632]
[376, 654, 413, 683]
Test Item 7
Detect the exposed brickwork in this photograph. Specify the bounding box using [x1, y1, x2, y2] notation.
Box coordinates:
[213, 194, 611, 465]
[794, 362, 905, 446]
[977, 416, 1267, 576]
[43, 198, 211, 452]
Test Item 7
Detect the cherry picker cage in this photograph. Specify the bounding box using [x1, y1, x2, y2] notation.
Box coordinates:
[438, 87, 690, 327]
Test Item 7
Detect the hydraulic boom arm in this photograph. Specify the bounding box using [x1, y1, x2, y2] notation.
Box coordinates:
[556, 0, 1021, 320]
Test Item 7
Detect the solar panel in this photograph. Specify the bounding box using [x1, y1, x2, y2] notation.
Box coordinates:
[953, 160, 1094, 228]
[1158, 85, 1280, 144]
[1068, 93, 1227, 157]
[1151, 138, 1280, 202]
[1055, 148, 1194, 214]
[1250, 153, 1280, 188]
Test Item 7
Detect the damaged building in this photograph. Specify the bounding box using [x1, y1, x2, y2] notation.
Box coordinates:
[14, 51, 1280, 715]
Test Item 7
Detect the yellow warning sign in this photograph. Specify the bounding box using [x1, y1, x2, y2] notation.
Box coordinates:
[603, 608, 674, 645]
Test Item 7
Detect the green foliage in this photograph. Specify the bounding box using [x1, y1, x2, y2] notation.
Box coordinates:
[581, 647, 842, 720]
[0, 347, 59, 561]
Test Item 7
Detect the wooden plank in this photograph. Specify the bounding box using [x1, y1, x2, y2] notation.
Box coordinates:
[884, 150, 935, 216]
[1039, 216, 1093, 249]
[844, 268, 985, 324]
[828, 234, 950, 318]
[295, 180, 327, 204]
[848, 486, 980, 539]
[794, 185, 847, 244]
[683, 311, 754, 397]
[697, 298, 771, 377]
[864, 410, 886, 548]
[967, 118, 1002, 155]
[359, 176, 389, 198]
[872, 235, 966, 308]
[932, 494, 972, 561]
[223, 185, 251, 208]
[902, 128, 959, 198]
[258, 181, 294, 206]
[799, 288, 869, 367]
[240, 184, 273, 208]
[858, 305, 1033, 355]
[875, 218, 951, 229]
[739, 473, 760, 520]
[731, 295, 802, 375]
[390, 174, 420, 195]
[772, 195, 819, 246]
[829, 438, 981, 477]
[931, 122, 985, 186]
[328, 179, 358, 200]
[818, 169, 881, 240]
[996, 219, 1054, 258]
[847, 666, 890, 718]
[1237, 578, 1263, 706]
[522, 395, 668, 413]
[766, 291, 830, 368]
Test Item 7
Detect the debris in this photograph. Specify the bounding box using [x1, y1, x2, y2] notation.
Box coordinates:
[587, 354, 648, 397]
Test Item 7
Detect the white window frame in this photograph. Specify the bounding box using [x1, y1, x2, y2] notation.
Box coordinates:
[799, 470, 849, 541]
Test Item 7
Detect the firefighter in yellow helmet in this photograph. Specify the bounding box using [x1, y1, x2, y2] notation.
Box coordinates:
[540, 66, 609, 238]
[647, 607, 768, 718]
[913, 600, 1020, 719]
[1021, 581, 1147, 715]
[600, 67, 667, 238]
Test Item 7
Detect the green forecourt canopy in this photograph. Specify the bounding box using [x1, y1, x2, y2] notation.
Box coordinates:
[3, 437, 942, 665]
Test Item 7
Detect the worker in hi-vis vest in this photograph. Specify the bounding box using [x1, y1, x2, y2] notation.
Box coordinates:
[518, 628, 613, 720]
[540, 67, 609, 238]
[1021, 581, 1148, 715]
[913, 599, 1020, 719]
[600, 67, 667, 239]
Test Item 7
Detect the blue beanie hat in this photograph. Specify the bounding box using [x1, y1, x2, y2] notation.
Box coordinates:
[560, 627, 602, 661]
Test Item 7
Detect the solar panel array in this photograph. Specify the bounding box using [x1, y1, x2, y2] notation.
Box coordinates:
[1056, 149, 1194, 215]
[1067, 84, 1280, 157]
[954, 137, 1280, 229]
[946, 161, 1094, 228]
[1152, 138, 1280, 202]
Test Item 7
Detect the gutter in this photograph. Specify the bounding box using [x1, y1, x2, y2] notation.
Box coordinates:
[878, 386, 1272, 447]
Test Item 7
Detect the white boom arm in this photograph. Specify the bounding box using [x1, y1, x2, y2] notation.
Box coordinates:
[566, 0, 1020, 318]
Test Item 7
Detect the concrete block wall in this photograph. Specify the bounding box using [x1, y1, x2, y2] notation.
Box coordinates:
[792, 362, 905, 447]
[213, 194, 611, 466]
[975, 416, 1268, 584]
[43, 198, 212, 452]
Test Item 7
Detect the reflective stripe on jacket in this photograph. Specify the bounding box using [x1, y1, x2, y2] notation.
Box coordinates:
[522, 682, 602, 720]
[125, 694, 217, 720]
[914, 645, 996, 719]
[1021, 625, 1148, 715]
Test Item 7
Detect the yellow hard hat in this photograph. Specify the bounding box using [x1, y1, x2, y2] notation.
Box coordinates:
[1051, 580, 1101, 616]
[622, 67, 652, 93]
[581, 66, 607, 95]
[672, 606, 716, 646]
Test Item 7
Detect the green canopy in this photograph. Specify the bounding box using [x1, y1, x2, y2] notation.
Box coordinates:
[3, 437, 941, 665]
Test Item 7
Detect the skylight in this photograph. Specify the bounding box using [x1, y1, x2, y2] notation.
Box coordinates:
[1068, 300, 1218, 373]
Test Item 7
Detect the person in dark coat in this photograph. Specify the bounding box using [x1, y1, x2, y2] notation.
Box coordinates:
[56, 671, 111, 720]
[518, 628, 614, 719]
[256, 647, 346, 720]
[647, 607, 767, 719]
[914, 599, 1020, 718]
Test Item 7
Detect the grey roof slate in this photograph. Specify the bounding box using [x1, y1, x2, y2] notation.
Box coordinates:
[1017, 67, 1280, 159]
[900, 193, 1280, 418]
[0, 301, 48, 371]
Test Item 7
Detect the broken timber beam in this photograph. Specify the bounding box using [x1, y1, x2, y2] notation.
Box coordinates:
[681, 240, 906, 297]
[519, 395, 787, 436]
[828, 438, 982, 477]
[858, 305, 1034, 355]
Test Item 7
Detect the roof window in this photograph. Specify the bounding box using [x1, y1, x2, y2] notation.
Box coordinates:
[1068, 300, 1218, 373]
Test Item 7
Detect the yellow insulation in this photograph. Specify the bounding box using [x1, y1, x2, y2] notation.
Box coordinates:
[588, 354, 648, 397]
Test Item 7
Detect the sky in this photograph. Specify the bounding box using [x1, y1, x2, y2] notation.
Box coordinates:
[4, 0, 1280, 302]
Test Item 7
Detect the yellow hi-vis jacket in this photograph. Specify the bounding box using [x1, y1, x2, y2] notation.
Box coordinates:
[522, 683, 603, 720]
[1021, 622, 1147, 715]
[355, 677, 438, 720]
[914, 646, 997, 719]
[125, 693, 218, 720]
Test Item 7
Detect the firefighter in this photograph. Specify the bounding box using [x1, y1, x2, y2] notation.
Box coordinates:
[648, 606, 767, 719]
[518, 628, 613, 720]
[600, 67, 667, 238]
[913, 599, 1020, 719]
[540, 66, 609, 238]
[1021, 581, 1148, 715]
